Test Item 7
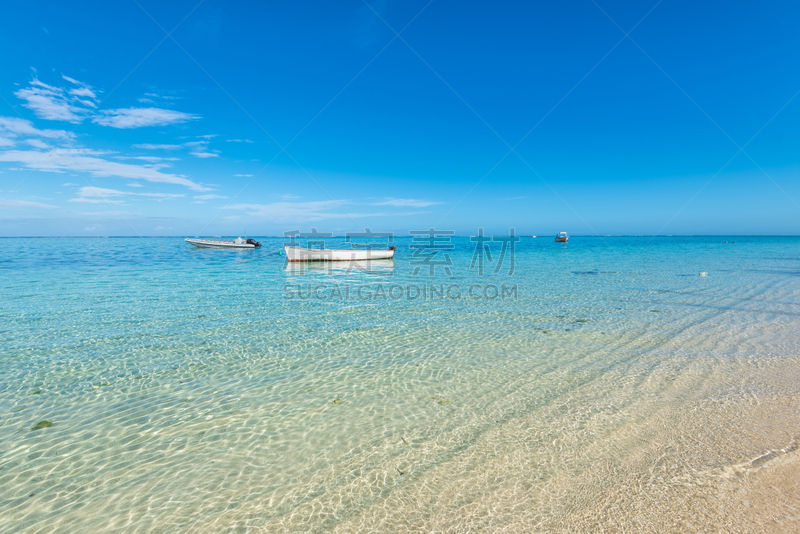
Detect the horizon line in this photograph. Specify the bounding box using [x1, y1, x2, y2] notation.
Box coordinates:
[1, 234, 799, 239]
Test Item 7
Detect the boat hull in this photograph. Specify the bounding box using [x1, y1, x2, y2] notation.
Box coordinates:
[185, 238, 255, 249]
[284, 245, 395, 262]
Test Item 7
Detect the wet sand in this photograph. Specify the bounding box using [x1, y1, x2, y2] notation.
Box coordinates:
[261, 360, 800, 533]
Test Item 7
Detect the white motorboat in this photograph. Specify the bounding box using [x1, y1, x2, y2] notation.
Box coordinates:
[185, 237, 261, 249]
[284, 245, 396, 262]
[555, 232, 569, 243]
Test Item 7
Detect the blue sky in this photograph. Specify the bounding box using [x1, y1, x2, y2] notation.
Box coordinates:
[0, 0, 798, 236]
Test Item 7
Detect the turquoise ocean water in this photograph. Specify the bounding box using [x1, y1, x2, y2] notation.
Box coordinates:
[1, 236, 799, 532]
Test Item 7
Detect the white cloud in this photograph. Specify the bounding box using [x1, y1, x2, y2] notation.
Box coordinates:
[117, 155, 180, 162]
[74, 98, 97, 108]
[144, 92, 181, 101]
[372, 197, 441, 207]
[226, 197, 428, 223]
[182, 138, 221, 159]
[0, 148, 209, 191]
[78, 210, 140, 217]
[133, 143, 182, 150]
[26, 139, 50, 149]
[126, 183, 143, 187]
[15, 79, 92, 123]
[61, 74, 97, 101]
[224, 200, 401, 222]
[194, 194, 227, 200]
[0, 116, 74, 140]
[70, 186, 185, 203]
[234, 173, 253, 177]
[134, 140, 217, 158]
[0, 137, 15, 147]
[13, 76, 203, 132]
[93, 108, 199, 129]
[226, 200, 348, 221]
[69, 87, 97, 100]
[2, 198, 59, 209]
[226, 139, 253, 143]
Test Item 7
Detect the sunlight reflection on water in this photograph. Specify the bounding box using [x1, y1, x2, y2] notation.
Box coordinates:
[1, 236, 799, 532]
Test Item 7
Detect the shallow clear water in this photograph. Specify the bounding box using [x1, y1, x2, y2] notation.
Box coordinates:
[1, 236, 799, 532]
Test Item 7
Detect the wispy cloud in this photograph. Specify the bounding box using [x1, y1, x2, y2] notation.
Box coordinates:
[224, 200, 413, 222]
[372, 197, 441, 207]
[93, 108, 199, 129]
[14, 75, 198, 131]
[69, 186, 185, 203]
[116, 155, 180, 163]
[226, 200, 353, 222]
[0, 116, 75, 141]
[143, 92, 182, 101]
[78, 210, 141, 217]
[14, 78, 95, 123]
[184, 138, 219, 158]
[2, 198, 59, 209]
[26, 139, 50, 149]
[69, 88, 97, 101]
[133, 143, 182, 150]
[62, 74, 98, 100]
[134, 139, 218, 158]
[194, 194, 227, 200]
[226, 139, 253, 143]
[0, 148, 209, 191]
[234, 173, 253, 177]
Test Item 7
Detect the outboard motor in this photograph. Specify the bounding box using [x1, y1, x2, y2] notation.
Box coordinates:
[246, 238, 262, 247]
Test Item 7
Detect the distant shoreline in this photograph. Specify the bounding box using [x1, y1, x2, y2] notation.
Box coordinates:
[2, 234, 800, 239]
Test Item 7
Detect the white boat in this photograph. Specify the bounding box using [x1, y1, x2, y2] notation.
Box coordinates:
[284, 245, 396, 262]
[555, 232, 569, 243]
[185, 237, 261, 249]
